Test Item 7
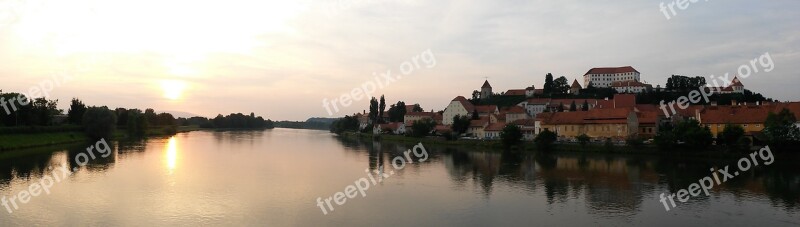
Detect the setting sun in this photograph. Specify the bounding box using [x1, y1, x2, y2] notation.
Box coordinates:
[160, 80, 187, 100]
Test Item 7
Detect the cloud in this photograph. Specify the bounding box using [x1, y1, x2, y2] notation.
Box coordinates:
[1, 0, 799, 120]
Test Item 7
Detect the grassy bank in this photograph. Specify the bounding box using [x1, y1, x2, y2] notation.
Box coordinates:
[0, 125, 201, 152]
[337, 132, 757, 158]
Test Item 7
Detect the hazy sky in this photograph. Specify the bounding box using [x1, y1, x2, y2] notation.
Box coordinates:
[1, 0, 798, 120]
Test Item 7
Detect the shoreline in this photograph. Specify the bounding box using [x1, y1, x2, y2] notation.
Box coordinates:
[0, 125, 202, 156]
[336, 132, 770, 159]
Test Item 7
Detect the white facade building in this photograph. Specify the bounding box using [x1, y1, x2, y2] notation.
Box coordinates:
[583, 66, 641, 88]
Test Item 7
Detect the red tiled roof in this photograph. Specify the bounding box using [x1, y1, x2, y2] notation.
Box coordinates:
[585, 66, 639, 75]
[475, 105, 497, 114]
[596, 100, 614, 109]
[526, 98, 551, 105]
[505, 89, 526, 96]
[452, 96, 476, 112]
[542, 108, 633, 125]
[571, 79, 582, 89]
[434, 125, 452, 133]
[406, 112, 436, 117]
[699, 106, 770, 124]
[637, 110, 660, 124]
[482, 80, 492, 88]
[730, 76, 744, 86]
[613, 94, 636, 108]
[470, 118, 489, 127]
[485, 122, 506, 131]
[405, 105, 416, 113]
[504, 106, 526, 114]
[511, 119, 536, 127]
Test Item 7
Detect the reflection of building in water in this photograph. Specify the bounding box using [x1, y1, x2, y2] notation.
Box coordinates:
[542, 157, 659, 214]
[443, 151, 502, 195]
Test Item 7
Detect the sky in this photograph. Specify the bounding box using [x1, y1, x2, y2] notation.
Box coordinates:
[1, 0, 798, 121]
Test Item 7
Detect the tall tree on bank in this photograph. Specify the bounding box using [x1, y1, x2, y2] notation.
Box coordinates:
[569, 101, 577, 112]
[127, 109, 148, 137]
[764, 108, 800, 145]
[554, 76, 569, 94]
[581, 100, 589, 111]
[369, 97, 378, 123]
[543, 73, 554, 95]
[67, 98, 87, 124]
[82, 106, 117, 140]
[379, 95, 386, 124]
[451, 115, 470, 136]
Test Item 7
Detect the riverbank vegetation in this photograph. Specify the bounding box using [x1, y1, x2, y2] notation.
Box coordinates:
[0, 90, 275, 151]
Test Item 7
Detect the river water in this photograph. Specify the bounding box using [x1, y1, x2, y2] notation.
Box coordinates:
[1, 128, 798, 226]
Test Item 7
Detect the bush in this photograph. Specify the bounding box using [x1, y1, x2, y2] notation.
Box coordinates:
[163, 125, 177, 135]
[82, 106, 117, 140]
[500, 125, 523, 148]
[127, 110, 148, 138]
[577, 134, 590, 146]
[411, 119, 436, 138]
[626, 135, 644, 147]
[604, 138, 614, 152]
[535, 129, 557, 151]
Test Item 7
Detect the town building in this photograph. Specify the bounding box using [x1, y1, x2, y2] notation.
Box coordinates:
[442, 96, 475, 125]
[570, 79, 582, 95]
[611, 80, 653, 93]
[583, 66, 641, 88]
[705, 76, 745, 94]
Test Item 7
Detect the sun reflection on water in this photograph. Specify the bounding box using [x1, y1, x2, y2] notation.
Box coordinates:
[166, 137, 178, 173]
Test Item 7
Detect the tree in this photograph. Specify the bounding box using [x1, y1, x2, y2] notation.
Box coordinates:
[656, 119, 713, 150]
[569, 101, 577, 112]
[535, 129, 558, 151]
[557, 102, 564, 112]
[67, 98, 87, 125]
[379, 95, 386, 124]
[369, 97, 379, 123]
[82, 106, 117, 140]
[115, 108, 129, 126]
[553, 76, 569, 94]
[387, 101, 407, 122]
[127, 109, 148, 137]
[543, 73, 554, 95]
[29, 97, 60, 126]
[471, 109, 480, 120]
[718, 124, 745, 148]
[581, 100, 589, 111]
[763, 108, 800, 145]
[144, 108, 157, 126]
[500, 124, 523, 148]
[412, 104, 423, 112]
[411, 118, 436, 137]
[330, 115, 359, 134]
[451, 115, 470, 136]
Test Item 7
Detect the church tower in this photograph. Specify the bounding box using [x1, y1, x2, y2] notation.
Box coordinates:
[480, 80, 492, 99]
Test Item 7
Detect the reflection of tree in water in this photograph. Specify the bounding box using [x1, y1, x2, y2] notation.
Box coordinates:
[65, 140, 117, 173]
[0, 151, 54, 186]
[756, 160, 800, 211]
[335, 136, 800, 214]
[118, 139, 148, 154]
[0, 143, 88, 186]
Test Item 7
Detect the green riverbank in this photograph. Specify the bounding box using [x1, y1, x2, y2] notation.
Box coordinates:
[0, 125, 200, 152]
[337, 132, 762, 158]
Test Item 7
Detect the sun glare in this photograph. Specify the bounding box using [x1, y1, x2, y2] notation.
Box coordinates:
[165, 137, 178, 173]
[161, 80, 187, 100]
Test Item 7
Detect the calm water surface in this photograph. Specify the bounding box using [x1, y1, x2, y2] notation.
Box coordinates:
[1, 128, 798, 226]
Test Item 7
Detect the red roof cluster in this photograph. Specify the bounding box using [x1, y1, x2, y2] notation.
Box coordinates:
[585, 66, 639, 75]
